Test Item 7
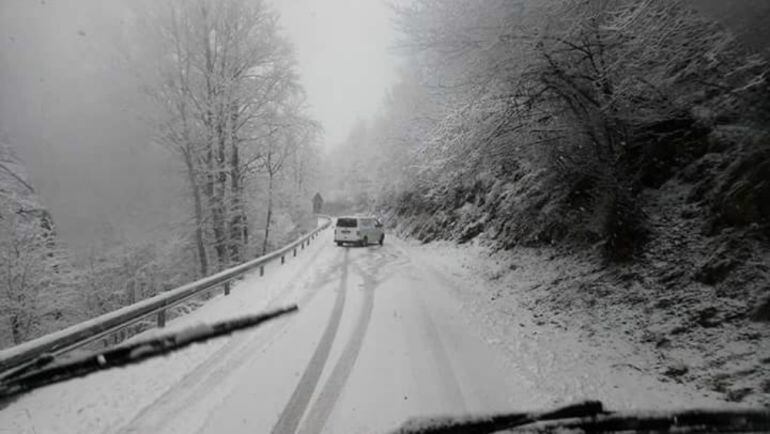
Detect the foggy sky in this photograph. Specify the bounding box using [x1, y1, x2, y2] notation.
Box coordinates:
[272, 0, 398, 148]
[0, 0, 181, 251]
[0, 0, 399, 250]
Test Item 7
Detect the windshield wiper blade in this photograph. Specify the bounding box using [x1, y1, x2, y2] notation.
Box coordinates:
[529, 408, 770, 433]
[0, 305, 298, 403]
[392, 401, 770, 434]
[392, 400, 605, 434]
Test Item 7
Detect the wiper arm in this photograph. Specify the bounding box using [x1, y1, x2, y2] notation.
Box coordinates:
[0, 305, 298, 403]
[530, 408, 770, 433]
[392, 401, 605, 434]
[392, 401, 770, 434]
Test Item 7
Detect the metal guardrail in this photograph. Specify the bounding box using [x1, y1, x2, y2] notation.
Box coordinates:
[0, 216, 332, 375]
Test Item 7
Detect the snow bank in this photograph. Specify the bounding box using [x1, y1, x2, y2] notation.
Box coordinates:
[393, 237, 742, 410]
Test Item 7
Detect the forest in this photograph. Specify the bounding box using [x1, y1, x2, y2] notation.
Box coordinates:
[0, 0, 320, 348]
[330, 0, 768, 255]
[325, 0, 770, 403]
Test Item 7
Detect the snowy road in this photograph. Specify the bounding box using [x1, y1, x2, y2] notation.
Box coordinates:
[120, 234, 520, 434]
[0, 228, 723, 434]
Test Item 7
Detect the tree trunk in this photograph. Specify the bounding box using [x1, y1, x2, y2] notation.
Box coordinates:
[262, 155, 274, 255]
[215, 118, 230, 269]
[10, 315, 23, 345]
[205, 118, 229, 271]
[184, 150, 208, 277]
[229, 105, 246, 263]
[201, 11, 228, 271]
[229, 143, 244, 263]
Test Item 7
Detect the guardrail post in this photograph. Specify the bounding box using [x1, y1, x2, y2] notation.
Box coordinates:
[281, 255, 285, 264]
[224, 281, 231, 296]
[157, 309, 166, 328]
[293, 248, 297, 257]
[260, 265, 265, 276]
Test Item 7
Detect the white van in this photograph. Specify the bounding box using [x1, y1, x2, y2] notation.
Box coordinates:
[334, 216, 385, 247]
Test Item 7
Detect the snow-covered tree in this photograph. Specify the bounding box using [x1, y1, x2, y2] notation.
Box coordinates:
[139, 0, 319, 271]
[0, 138, 75, 345]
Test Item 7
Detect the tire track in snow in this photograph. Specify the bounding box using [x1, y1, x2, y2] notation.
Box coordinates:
[271, 248, 350, 434]
[118, 238, 339, 434]
[381, 240, 468, 411]
[298, 259, 380, 434]
[411, 284, 468, 412]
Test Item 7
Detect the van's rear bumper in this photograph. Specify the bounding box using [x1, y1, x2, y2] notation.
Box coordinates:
[334, 230, 361, 242]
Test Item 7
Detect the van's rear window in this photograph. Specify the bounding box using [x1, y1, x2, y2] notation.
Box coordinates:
[336, 218, 358, 228]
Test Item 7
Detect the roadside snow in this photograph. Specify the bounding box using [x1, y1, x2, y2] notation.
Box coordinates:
[1, 228, 760, 434]
[0, 229, 333, 434]
[393, 237, 736, 411]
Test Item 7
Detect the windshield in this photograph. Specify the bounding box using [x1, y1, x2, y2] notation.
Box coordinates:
[0, 1, 767, 433]
[336, 218, 358, 228]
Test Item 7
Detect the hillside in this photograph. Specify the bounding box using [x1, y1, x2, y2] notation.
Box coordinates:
[323, 0, 770, 405]
[384, 125, 770, 405]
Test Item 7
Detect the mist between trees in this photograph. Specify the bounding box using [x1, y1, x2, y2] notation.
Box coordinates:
[0, 0, 322, 348]
[329, 0, 769, 259]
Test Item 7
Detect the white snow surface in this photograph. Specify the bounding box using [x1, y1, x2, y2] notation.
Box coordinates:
[0, 230, 729, 434]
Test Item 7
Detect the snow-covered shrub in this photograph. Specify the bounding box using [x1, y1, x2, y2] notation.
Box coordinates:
[705, 133, 770, 236]
[0, 209, 66, 345]
[0, 141, 78, 346]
